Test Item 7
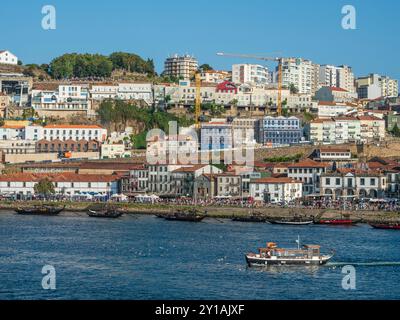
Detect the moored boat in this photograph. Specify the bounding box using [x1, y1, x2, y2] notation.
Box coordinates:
[245, 238, 334, 267]
[163, 209, 206, 222]
[370, 223, 400, 230]
[314, 219, 359, 226]
[87, 209, 123, 218]
[232, 212, 267, 223]
[267, 215, 314, 225]
[15, 205, 65, 216]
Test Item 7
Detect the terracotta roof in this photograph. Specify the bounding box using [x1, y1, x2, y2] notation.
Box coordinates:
[319, 148, 351, 153]
[252, 177, 300, 184]
[0, 173, 120, 183]
[0, 125, 25, 129]
[330, 87, 348, 92]
[79, 162, 143, 170]
[357, 115, 383, 121]
[288, 159, 330, 168]
[318, 101, 338, 106]
[172, 165, 207, 173]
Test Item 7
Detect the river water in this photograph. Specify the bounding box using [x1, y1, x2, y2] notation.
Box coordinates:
[1, 211, 399, 300]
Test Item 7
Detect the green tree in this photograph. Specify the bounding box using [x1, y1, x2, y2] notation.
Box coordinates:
[50, 53, 113, 79]
[289, 83, 299, 94]
[22, 108, 38, 120]
[109, 52, 155, 75]
[34, 179, 55, 197]
[392, 123, 400, 137]
[199, 64, 213, 72]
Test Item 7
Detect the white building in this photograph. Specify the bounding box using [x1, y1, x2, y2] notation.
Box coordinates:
[232, 64, 269, 85]
[163, 54, 198, 80]
[31, 84, 92, 116]
[200, 120, 232, 151]
[321, 169, 387, 199]
[287, 159, 329, 195]
[43, 124, 107, 142]
[0, 50, 18, 65]
[319, 65, 355, 93]
[117, 83, 153, 104]
[280, 58, 319, 94]
[309, 116, 385, 145]
[0, 124, 43, 141]
[200, 70, 231, 84]
[356, 74, 399, 99]
[249, 177, 303, 203]
[90, 84, 118, 100]
[101, 143, 130, 159]
[317, 101, 357, 118]
[0, 173, 120, 197]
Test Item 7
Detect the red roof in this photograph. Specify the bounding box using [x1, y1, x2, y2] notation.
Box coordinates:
[319, 148, 351, 153]
[172, 165, 208, 173]
[288, 159, 330, 168]
[252, 177, 300, 184]
[330, 87, 348, 92]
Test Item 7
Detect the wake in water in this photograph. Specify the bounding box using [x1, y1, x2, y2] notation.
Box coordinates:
[327, 262, 400, 267]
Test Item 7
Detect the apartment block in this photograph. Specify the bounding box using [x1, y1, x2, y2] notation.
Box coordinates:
[163, 54, 198, 80]
[232, 64, 269, 85]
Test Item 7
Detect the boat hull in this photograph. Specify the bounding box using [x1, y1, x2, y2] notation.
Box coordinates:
[164, 215, 205, 222]
[87, 210, 123, 218]
[315, 219, 358, 225]
[232, 217, 267, 223]
[15, 207, 65, 216]
[370, 224, 400, 230]
[245, 254, 332, 266]
[268, 220, 314, 225]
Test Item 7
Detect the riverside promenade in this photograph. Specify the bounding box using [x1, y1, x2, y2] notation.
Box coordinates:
[2, 200, 400, 223]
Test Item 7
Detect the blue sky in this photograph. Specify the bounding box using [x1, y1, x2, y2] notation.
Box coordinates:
[1, 0, 399, 79]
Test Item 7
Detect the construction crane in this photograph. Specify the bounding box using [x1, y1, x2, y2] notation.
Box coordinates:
[216, 52, 284, 116]
[195, 72, 202, 129]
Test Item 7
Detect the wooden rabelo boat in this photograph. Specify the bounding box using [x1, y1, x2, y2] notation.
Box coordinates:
[370, 223, 400, 230]
[86, 204, 123, 218]
[314, 219, 359, 226]
[15, 205, 65, 216]
[162, 209, 206, 222]
[267, 215, 314, 225]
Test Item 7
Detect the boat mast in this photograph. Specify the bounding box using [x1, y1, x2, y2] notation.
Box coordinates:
[296, 235, 300, 250]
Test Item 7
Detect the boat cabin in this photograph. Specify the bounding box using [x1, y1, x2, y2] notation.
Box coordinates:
[258, 243, 321, 259]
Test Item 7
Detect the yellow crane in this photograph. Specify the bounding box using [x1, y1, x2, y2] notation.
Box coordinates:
[195, 71, 202, 129]
[216, 52, 284, 116]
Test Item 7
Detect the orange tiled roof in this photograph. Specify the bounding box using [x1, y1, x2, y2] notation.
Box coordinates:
[252, 177, 300, 184]
[288, 159, 330, 168]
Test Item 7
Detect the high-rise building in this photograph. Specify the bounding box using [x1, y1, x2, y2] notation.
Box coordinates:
[319, 65, 355, 93]
[356, 74, 399, 99]
[280, 58, 319, 95]
[163, 54, 198, 80]
[232, 64, 269, 85]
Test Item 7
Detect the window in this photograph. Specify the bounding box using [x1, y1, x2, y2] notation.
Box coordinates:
[370, 178, 376, 186]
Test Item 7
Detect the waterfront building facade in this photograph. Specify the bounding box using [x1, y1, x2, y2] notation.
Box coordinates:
[261, 116, 303, 146]
[249, 177, 303, 203]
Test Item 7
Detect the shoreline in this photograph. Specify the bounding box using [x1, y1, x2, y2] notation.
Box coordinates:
[1, 201, 400, 223]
